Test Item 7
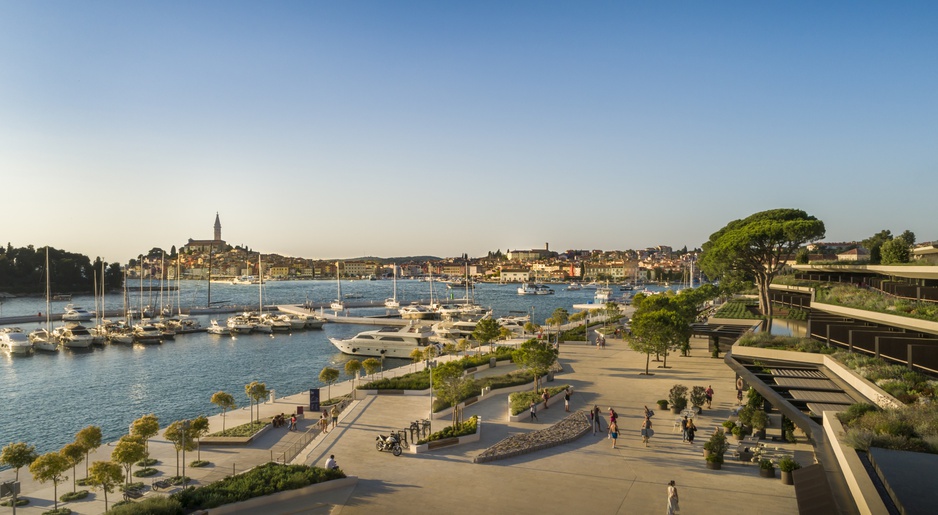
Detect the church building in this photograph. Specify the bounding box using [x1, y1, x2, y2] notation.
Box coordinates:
[182, 213, 227, 252]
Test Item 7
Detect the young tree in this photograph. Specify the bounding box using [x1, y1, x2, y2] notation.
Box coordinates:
[522, 321, 540, 337]
[699, 208, 825, 319]
[881, 238, 911, 264]
[551, 308, 569, 341]
[512, 338, 559, 393]
[497, 326, 513, 341]
[0, 442, 38, 481]
[210, 391, 237, 432]
[111, 435, 146, 484]
[362, 358, 381, 381]
[164, 421, 196, 478]
[432, 360, 473, 427]
[344, 359, 362, 388]
[409, 348, 424, 371]
[627, 333, 659, 375]
[88, 461, 124, 512]
[30, 452, 70, 511]
[130, 413, 160, 457]
[190, 415, 210, 462]
[471, 318, 501, 350]
[630, 309, 690, 369]
[423, 345, 439, 361]
[244, 381, 269, 425]
[60, 442, 86, 493]
[319, 366, 341, 403]
[456, 338, 471, 355]
[75, 425, 102, 478]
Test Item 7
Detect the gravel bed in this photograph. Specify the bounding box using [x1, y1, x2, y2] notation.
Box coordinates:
[473, 411, 591, 463]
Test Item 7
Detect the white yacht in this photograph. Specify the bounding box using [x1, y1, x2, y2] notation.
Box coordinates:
[497, 313, 531, 334]
[54, 323, 94, 349]
[328, 323, 436, 358]
[594, 287, 614, 304]
[432, 312, 491, 340]
[517, 283, 554, 295]
[28, 328, 59, 352]
[132, 323, 163, 344]
[399, 302, 435, 320]
[227, 313, 255, 334]
[1, 328, 33, 355]
[207, 320, 230, 335]
[304, 316, 326, 330]
[62, 304, 94, 321]
[165, 315, 202, 334]
[567, 282, 583, 291]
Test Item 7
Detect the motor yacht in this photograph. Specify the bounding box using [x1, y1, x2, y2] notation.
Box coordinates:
[432, 312, 491, 340]
[328, 323, 436, 358]
[517, 283, 554, 295]
[207, 320, 230, 335]
[227, 313, 255, 334]
[54, 323, 95, 349]
[62, 304, 94, 321]
[567, 282, 583, 291]
[594, 287, 614, 304]
[1, 328, 33, 355]
[305, 316, 326, 330]
[399, 302, 435, 320]
[133, 323, 163, 344]
[28, 328, 59, 352]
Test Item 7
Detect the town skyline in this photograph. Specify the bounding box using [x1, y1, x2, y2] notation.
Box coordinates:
[3, 3, 936, 264]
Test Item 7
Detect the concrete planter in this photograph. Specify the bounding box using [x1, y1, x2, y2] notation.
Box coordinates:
[509, 386, 572, 422]
[207, 477, 358, 514]
[823, 412, 890, 515]
[760, 467, 776, 478]
[201, 423, 272, 446]
[780, 470, 793, 485]
[706, 460, 722, 470]
[411, 420, 481, 454]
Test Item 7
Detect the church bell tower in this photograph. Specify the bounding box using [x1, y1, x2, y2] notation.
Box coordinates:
[214, 212, 222, 242]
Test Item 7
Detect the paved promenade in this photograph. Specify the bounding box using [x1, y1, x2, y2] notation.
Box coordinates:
[3, 335, 808, 514]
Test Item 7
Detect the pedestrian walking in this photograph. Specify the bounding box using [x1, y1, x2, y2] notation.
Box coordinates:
[686, 419, 697, 444]
[680, 416, 688, 442]
[705, 385, 714, 409]
[644, 405, 654, 419]
[331, 405, 339, 429]
[542, 390, 550, 409]
[737, 389, 744, 405]
[564, 388, 571, 412]
[641, 415, 653, 447]
[667, 480, 680, 515]
[592, 405, 603, 434]
[290, 414, 297, 431]
[320, 412, 329, 434]
[529, 400, 538, 421]
[609, 420, 619, 449]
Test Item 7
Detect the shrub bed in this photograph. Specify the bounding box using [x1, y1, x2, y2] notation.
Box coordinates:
[360, 369, 430, 390]
[417, 416, 479, 444]
[189, 460, 210, 468]
[133, 467, 158, 477]
[59, 490, 89, 502]
[135, 458, 158, 467]
[432, 370, 536, 412]
[838, 402, 938, 454]
[509, 384, 571, 415]
[207, 420, 269, 438]
[105, 496, 183, 514]
[714, 300, 760, 319]
[0, 498, 28, 507]
[736, 331, 833, 354]
[171, 463, 345, 510]
[817, 284, 938, 323]
[42, 509, 71, 515]
[831, 351, 936, 404]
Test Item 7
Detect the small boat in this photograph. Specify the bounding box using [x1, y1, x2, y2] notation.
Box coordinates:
[399, 302, 435, 320]
[517, 283, 554, 295]
[567, 282, 582, 291]
[28, 328, 59, 352]
[328, 323, 437, 358]
[304, 316, 326, 330]
[62, 304, 94, 321]
[132, 323, 163, 344]
[594, 287, 613, 304]
[1, 328, 33, 355]
[385, 266, 400, 308]
[331, 262, 346, 311]
[207, 320, 229, 335]
[227, 313, 255, 334]
[55, 323, 95, 349]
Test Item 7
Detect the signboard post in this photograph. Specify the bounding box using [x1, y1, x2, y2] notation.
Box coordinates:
[309, 388, 320, 413]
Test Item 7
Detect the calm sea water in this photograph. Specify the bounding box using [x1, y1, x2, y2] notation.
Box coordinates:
[0, 280, 664, 458]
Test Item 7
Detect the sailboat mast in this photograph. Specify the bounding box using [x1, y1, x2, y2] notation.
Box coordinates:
[159, 252, 165, 318]
[258, 254, 263, 314]
[45, 247, 51, 332]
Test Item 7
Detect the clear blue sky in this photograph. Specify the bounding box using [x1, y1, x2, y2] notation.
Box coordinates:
[2, 1, 936, 264]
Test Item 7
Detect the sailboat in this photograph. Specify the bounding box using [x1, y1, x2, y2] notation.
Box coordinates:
[29, 247, 59, 352]
[398, 262, 435, 320]
[330, 262, 346, 312]
[384, 265, 400, 309]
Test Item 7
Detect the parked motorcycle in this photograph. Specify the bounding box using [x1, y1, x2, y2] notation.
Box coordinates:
[375, 433, 403, 456]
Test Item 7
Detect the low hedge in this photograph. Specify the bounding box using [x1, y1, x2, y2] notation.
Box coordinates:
[431, 370, 537, 412]
[190, 460, 210, 468]
[133, 467, 158, 477]
[105, 496, 183, 515]
[0, 498, 28, 507]
[171, 463, 345, 510]
[839, 402, 938, 454]
[417, 416, 479, 444]
[736, 331, 833, 354]
[360, 369, 430, 390]
[207, 420, 269, 438]
[135, 458, 158, 467]
[509, 384, 571, 415]
[59, 490, 89, 502]
[42, 509, 71, 515]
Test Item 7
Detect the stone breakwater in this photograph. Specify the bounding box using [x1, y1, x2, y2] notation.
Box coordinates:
[473, 411, 591, 463]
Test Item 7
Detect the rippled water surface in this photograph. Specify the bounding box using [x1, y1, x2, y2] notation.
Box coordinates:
[1, 280, 661, 457]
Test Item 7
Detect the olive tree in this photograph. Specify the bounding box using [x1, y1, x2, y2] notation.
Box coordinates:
[512, 338, 558, 393]
[319, 366, 341, 403]
[111, 435, 146, 484]
[30, 452, 70, 511]
[244, 381, 269, 426]
[344, 359, 362, 388]
[75, 425, 102, 478]
[362, 358, 381, 381]
[60, 442, 86, 493]
[130, 413, 160, 457]
[0, 442, 37, 481]
[432, 360, 474, 427]
[164, 421, 197, 478]
[700, 208, 825, 319]
[409, 348, 423, 371]
[88, 461, 123, 512]
[190, 415, 210, 462]
[210, 391, 237, 432]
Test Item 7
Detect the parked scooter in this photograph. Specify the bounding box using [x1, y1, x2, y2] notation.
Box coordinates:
[375, 433, 403, 456]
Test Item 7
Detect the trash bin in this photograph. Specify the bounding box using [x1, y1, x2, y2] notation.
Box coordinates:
[546, 372, 554, 382]
[269, 389, 276, 403]
[489, 357, 496, 368]
[296, 406, 304, 417]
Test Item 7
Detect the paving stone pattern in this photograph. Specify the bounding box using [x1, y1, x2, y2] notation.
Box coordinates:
[473, 411, 591, 463]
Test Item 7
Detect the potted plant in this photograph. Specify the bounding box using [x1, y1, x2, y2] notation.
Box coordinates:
[731, 425, 750, 441]
[656, 399, 669, 411]
[778, 455, 801, 485]
[704, 429, 728, 468]
[706, 453, 724, 470]
[750, 410, 769, 440]
[690, 386, 707, 414]
[759, 458, 775, 478]
[737, 406, 754, 427]
[668, 384, 688, 414]
[722, 420, 736, 431]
